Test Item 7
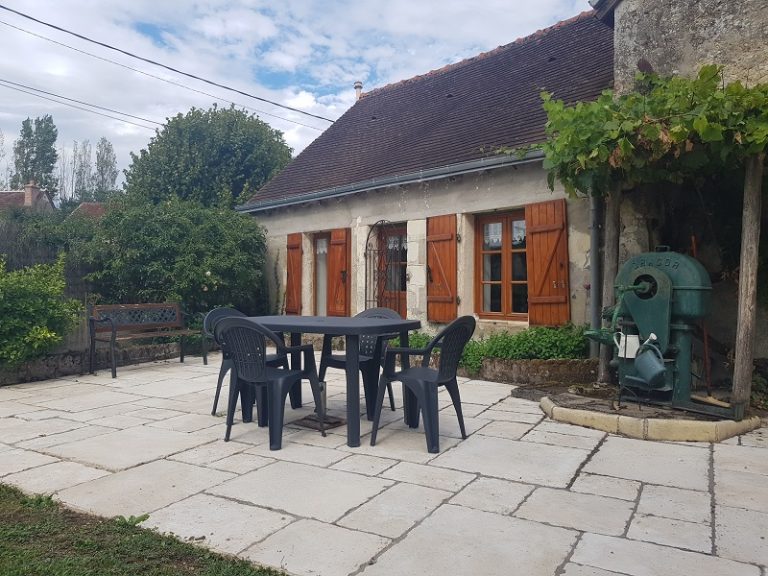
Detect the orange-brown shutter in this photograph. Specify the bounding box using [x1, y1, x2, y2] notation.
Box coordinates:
[525, 199, 570, 326]
[427, 214, 458, 323]
[327, 228, 351, 317]
[285, 233, 302, 315]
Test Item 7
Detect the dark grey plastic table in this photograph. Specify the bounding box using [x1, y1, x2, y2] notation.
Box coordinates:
[251, 315, 422, 447]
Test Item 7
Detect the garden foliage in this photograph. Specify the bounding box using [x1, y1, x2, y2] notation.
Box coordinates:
[0, 255, 81, 366]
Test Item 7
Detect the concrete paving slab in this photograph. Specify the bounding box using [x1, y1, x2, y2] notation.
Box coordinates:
[146, 413, 220, 433]
[432, 435, 588, 487]
[143, 493, 293, 555]
[380, 461, 475, 492]
[0, 401, 46, 418]
[0, 417, 84, 444]
[516, 487, 634, 535]
[489, 396, 543, 414]
[208, 461, 392, 522]
[452, 380, 513, 405]
[243, 519, 390, 576]
[127, 378, 213, 398]
[56, 459, 234, 517]
[124, 407, 189, 421]
[16, 425, 115, 450]
[449, 477, 533, 515]
[169, 440, 250, 466]
[637, 485, 711, 524]
[583, 437, 710, 491]
[89, 415, 152, 429]
[3, 461, 110, 494]
[534, 419, 613, 438]
[30, 390, 146, 413]
[737, 428, 767, 448]
[353, 428, 460, 464]
[361, 504, 577, 576]
[628, 513, 711, 553]
[44, 426, 209, 471]
[207, 453, 275, 474]
[522, 429, 604, 450]
[15, 408, 77, 421]
[715, 468, 768, 514]
[339, 482, 450, 538]
[450, 402, 491, 418]
[562, 564, 632, 576]
[64, 403, 149, 422]
[715, 444, 768, 476]
[479, 408, 544, 424]
[475, 419, 535, 440]
[0, 447, 59, 476]
[571, 473, 641, 501]
[716, 505, 768, 566]
[330, 454, 398, 476]
[572, 533, 759, 576]
[245, 442, 348, 467]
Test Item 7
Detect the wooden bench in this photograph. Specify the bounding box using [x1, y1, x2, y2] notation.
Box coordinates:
[88, 303, 204, 378]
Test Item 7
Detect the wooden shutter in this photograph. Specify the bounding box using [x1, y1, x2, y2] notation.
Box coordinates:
[327, 228, 351, 317]
[427, 214, 458, 323]
[525, 199, 570, 326]
[285, 233, 302, 315]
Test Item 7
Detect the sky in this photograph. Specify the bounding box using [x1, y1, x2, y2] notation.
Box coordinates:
[0, 0, 591, 194]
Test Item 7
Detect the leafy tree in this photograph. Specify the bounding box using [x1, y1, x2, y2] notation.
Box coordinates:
[10, 115, 59, 195]
[77, 197, 269, 314]
[94, 137, 119, 201]
[124, 105, 292, 207]
[0, 255, 81, 366]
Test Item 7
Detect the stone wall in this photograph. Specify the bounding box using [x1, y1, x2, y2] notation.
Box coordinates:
[613, 0, 768, 93]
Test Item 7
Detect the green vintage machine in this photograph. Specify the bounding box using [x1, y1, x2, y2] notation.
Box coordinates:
[589, 247, 738, 419]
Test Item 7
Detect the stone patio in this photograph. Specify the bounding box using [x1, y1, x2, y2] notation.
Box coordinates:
[0, 354, 766, 576]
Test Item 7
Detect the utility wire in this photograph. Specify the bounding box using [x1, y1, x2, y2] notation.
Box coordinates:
[0, 18, 323, 131]
[0, 80, 156, 131]
[0, 4, 335, 124]
[0, 77, 164, 126]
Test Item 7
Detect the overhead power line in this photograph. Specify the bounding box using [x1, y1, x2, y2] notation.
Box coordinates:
[0, 4, 335, 124]
[0, 80, 156, 131]
[0, 18, 323, 131]
[0, 77, 164, 126]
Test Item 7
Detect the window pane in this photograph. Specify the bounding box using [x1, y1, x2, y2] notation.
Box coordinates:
[483, 254, 502, 281]
[483, 284, 502, 312]
[316, 241, 328, 316]
[512, 253, 527, 281]
[511, 284, 528, 313]
[483, 222, 503, 250]
[512, 220, 526, 248]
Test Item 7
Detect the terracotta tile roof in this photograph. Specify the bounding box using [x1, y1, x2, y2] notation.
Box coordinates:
[241, 11, 613, 211]
[0, 191, 25, 210]
[68, 202, 107, 219]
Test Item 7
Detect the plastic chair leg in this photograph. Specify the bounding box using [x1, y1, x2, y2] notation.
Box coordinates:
[211, 359, 231, 415]
[420, 386, 440, 454]
[224, 373, 241, 442]
[267, 384, 291, 450]
[386, 381, 396, 411]
[444, 379, 467, 439]
[370, 376, 391, 446]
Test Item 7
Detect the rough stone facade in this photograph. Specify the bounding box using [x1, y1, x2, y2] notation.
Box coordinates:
[255, 162, 592, 336]
[612, 0, 768, 93]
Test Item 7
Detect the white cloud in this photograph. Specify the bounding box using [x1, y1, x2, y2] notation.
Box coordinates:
[0, 0, 591, 190]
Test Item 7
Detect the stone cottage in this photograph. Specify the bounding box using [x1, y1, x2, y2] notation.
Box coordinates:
[238, 12, 614, 335]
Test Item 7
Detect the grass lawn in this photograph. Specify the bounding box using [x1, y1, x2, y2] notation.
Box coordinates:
[0, 484, 284, 576]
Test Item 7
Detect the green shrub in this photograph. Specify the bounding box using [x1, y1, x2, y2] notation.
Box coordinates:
[0, 255, 82, 366]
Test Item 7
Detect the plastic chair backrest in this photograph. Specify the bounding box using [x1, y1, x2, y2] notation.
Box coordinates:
[203, 307, 246, 340]
[214, 317, 268, 384]
[431, 316, 476, 381]
[357, 307, 401, 357]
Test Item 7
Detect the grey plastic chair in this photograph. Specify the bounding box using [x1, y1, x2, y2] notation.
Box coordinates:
[215, 317, 325, 450]
[318, 307, 399, 416]
[204, 307, 290, 415]
[370, 315, 476, 453]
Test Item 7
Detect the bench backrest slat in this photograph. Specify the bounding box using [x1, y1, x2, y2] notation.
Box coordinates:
[90, 303, 183, 332]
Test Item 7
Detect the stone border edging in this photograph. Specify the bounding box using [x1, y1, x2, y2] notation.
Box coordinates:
[540, 396, 762, 442]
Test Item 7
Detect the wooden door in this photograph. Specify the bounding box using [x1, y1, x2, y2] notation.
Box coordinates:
[327, 228, 351, 316]
[378, 226, 407, 318]
[525, 199, 570, 325]
[285, 233, 302, 315]
[427, 214, 458, 323]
